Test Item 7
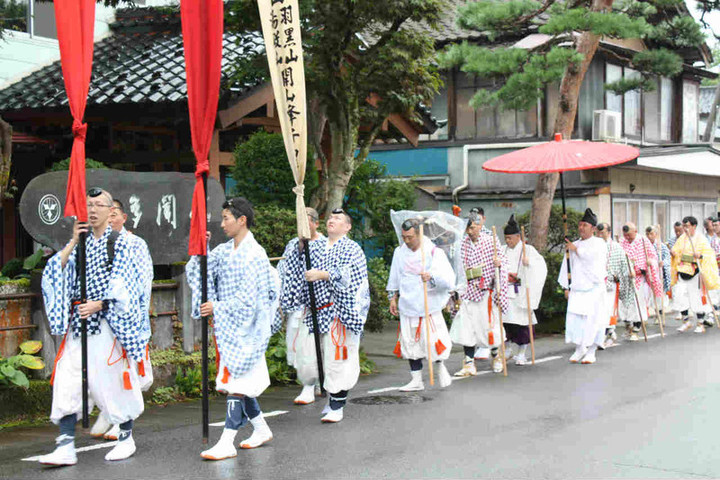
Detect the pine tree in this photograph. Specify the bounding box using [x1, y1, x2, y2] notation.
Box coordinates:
[439, 0, 717, 250]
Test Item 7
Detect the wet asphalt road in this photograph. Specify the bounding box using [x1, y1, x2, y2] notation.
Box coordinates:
[2, 320, 720, 479]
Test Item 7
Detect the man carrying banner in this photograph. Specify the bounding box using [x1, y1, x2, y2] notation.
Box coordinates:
[619, 223, 662, 340]
[89, 199, 155, 441]
[277, 207, 326, 405]
[597, 223, 631, 348]
[387, 218, 455, 390]
[187, 197, 277, 460]
[291, 209, 370, 423]
[671, 216, 720, 333]
[501, 215, 547, 365]
[558, 209, 607, 364]
[38, 188, 148, 466]
[450, 212, 509, 376]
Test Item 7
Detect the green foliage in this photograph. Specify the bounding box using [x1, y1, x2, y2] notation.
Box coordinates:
[0, 380, 52, 424]
[1, 249, 45, 281]
[0, 341, 45, 389]
[252, 205, 301, 259]
[48, 157, 107, 172]
[539, 8, 650, 37]
[605, 76, 655, 95]
[265, 331, 295, 384]
[631, 49, 683, 78]
[535, 251, 567, 334]
[366, 257, 393, 333]
[647, 15, 706, 48]
[457, 0, 542, 40]
[516, 205, 583, 254]
[231, 131, 318, 209]
[150, 386, 180, 405]
[174, 367, 203, 398]
[1, 257, 22, 279]
[359, 348, 376, 375]
[344, 159, 416, 262]
[0, 0, 27, 36]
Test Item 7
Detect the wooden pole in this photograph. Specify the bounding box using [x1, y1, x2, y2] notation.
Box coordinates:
[419, 224, 434, 386]
[642, 237, 665, 338]
[491, 227, 508, 377]
[625, 252, 648, 342]
[686, 233, 720, 326]
[520, 226, 535, 365]
[655, 225, 667, 327]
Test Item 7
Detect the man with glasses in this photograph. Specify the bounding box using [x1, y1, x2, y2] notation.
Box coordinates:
[671, 216, 720, 333]
[276, 207, 326, 405]
[450, 211, 508, 376]
[89, 199, 155, 441]
[386, 218, 455, 391]
[38, 188, 149, 466]
[290, 208, 370, 423]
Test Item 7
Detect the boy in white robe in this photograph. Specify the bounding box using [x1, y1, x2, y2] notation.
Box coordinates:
[502, 215, 547, 366]
[558, 208, 607, 365]
[38, 188, 147, 466]
[187, 197, 278, 460]
[387, 218, 455, 391]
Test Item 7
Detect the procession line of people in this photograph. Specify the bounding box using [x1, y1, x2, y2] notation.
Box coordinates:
[37, 190, 719, 467]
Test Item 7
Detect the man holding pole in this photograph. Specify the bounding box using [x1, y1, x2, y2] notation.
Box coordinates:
[597, 222, 632, 348]
[501, 215, 547, 366]
[619, 223, 662, 340]
[558, 209, 607, 364]
[39, 188, 147, 465]
[450, 212, 509, 376]
[387, 218, 455, 391]
[671, 216, 720, 333]
[187, 197, 277, 460]
[277, 207, 326, 405]
[292, 209, 370, 423]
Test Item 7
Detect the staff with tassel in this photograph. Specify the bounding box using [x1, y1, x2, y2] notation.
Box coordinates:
[419, 223, 435, 386]
[520, 226, 536, 365]
[491, 226, 508, 377]
[624, 252, 649, 342]
[642, 236, 665, 338]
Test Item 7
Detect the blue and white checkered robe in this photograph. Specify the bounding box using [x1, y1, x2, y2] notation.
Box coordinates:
[284, 235, 370, 335]
[122, 228, 154, 332]
[655, 241, 672, 293]
[42, 226, 150, 362]
[186, 232, 278, 378]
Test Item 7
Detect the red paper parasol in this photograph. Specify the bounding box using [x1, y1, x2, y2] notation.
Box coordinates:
[482, 133, 639, 286]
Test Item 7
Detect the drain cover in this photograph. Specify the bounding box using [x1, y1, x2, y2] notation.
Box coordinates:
[350, 394, 431, 405]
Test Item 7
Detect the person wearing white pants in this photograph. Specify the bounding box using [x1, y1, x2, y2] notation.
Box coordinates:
[387, 218, 455, 391]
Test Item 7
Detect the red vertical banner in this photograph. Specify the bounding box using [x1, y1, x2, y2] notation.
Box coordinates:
[54, 0, 97, 221]
[181, 0, 224, 256]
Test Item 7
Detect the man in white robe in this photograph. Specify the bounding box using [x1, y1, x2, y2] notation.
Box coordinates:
[38, 188, 147, 466]
[276, 207, 326, 405]
[187, 197, 278, 460]
[89, 199, 154, 441]
[502, 215, 547, 366]
[387, 218, 455, 391]
[558, 208, 607, 364]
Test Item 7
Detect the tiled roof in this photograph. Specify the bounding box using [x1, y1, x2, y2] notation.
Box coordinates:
[0, 7, 263, 112]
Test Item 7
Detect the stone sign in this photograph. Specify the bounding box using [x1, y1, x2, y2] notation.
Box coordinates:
[19, 170, 227, 265]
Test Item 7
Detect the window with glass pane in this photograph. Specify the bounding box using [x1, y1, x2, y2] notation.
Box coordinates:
[613, 201, 627, 238]
[670, 202, 682, 226]
[629, 201, 639, 228]
[656, 202, 667, 239]
[682, 81, 699, 143]
[640, 201, 653, 230]
[660, 77, 673, 141]
[643, 82, 660, 142]
[624, 69, 641, 137]
[605, 64, 622, 113]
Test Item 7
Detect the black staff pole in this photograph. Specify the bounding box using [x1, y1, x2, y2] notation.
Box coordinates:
[301, 238, 325, 396]
[201, 173, 209, 444]
[560, 171, 572, 287]
[79, 228, 89, 428]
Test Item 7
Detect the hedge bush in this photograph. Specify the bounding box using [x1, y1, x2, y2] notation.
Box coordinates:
[0, 380, 52, 423]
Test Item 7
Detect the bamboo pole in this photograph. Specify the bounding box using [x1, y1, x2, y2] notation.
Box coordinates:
[520, 226, 535, 365]
[492, 227, 508, 377]
[419, 224, 434, 386]
[642, 237, 665, 338]
[625, 252, 648, 342]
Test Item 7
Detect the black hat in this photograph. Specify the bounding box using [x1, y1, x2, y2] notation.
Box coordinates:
[581, 208, 597, 226]
[504, 214, 520, 235]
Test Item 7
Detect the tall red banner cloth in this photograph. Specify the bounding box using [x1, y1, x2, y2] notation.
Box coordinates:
[181, 0, 224, 256]
[54, 0, 97, 222]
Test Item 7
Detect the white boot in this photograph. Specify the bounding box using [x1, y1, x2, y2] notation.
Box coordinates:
[453, 357, 477, 377]
[321, 407, 344, 423]
[581, 345, 598, 364]
[474, 347, 490, 360]
[569, 345, 587, 363]
[90, 414, 112, 438]
[38, 435, 77, 466]
[104, 432, 136, 461]
[437, 362, 452, 388]
[492, 356, 504, 373]
[399, 370, 424, 392]
[321, 398, 331, 415]
[201, 428, 238, 460]
[294, 385, 316, 405]
[239, 415, 273, 449]
[103, 424, 120, 441]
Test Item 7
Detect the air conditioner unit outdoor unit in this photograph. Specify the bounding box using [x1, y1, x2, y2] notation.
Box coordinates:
[592, 110, 622, 141]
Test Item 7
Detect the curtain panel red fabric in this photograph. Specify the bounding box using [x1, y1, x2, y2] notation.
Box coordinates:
[54, 0, 97, 222]
[181, 0, 224, 256]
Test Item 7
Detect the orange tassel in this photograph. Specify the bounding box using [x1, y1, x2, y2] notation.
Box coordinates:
[488, 332, 494, 345]
[703, 295, 708, 305]
[222, 367, 230, 384]
[123, 371, 132, 390]
[435, 340, 446, 355]
[667, 290, 673, 300]
[393, 340, 402, 358]
[343, 346, 348, 360]
[610, 315, 618, 326]
[335, 346, 341, 361]
[137, 360, 146, 377]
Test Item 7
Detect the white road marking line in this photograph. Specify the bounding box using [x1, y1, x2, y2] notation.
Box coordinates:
[646, 333, 662, 339]
[367, 386, 401, 394]
[533, 355, 563, 364]
[22, 441, 118, 462]
[210, 410, 288, 426]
